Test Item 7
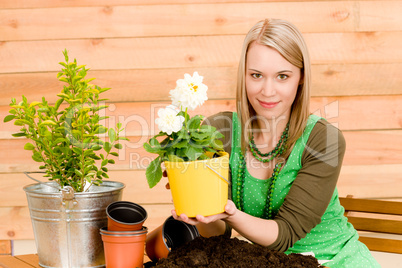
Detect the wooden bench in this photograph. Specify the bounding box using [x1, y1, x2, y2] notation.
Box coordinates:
[339, 196, 402, 254]
[0, 240, 12, 255]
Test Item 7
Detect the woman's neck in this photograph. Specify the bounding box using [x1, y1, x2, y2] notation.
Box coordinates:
[252, 117, 289, 152]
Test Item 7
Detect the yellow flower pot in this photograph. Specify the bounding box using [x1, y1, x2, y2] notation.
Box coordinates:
[165, 152, 229, 217]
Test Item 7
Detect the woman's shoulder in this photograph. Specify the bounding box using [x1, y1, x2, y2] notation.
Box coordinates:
[301, 118, 346, 163]
[203, 111, 234, 128]
[311, 119, 345, 143]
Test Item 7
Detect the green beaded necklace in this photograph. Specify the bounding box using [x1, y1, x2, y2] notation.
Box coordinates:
[235, 123, 289, 219]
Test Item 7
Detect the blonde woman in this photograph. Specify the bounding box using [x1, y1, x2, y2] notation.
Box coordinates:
[170, 19, 380, 267]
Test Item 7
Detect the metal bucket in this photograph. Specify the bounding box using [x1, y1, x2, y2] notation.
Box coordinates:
[24, 181, 125, 268]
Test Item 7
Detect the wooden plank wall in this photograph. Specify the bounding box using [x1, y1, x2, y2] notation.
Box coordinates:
[0, 0, 401, 241]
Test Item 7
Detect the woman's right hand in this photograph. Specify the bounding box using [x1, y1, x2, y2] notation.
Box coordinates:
[171, 200, 237, 226]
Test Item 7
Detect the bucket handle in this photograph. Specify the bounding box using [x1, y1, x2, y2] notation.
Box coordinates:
[24, 171, 71, 194]
[205, 165, 229, 184]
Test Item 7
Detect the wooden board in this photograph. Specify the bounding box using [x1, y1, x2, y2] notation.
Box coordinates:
[1, 95, 402, 137]
[0, 204, 173, 240]
[1, 129, 401, 173]
[2, 32, 402, 73]
[337, 165, 402, 198]
[1, 2, 401, 40]
[3, 0, 389, 9]
[2, 164, 402, 208]
[0, 240, 11, 255]
[1, 63, 402, 107]
[0, 2, 358, 41]
[0, 255, 36, 268]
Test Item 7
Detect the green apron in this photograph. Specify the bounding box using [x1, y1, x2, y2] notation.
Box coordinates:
[229, 112, 380, 268]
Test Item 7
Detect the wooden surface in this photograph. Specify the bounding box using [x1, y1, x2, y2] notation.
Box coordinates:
[340, 197, 402, 254]
[0, 254, 40, 268]
[1, 0, 402, 242]
[0, 254, 152, 268]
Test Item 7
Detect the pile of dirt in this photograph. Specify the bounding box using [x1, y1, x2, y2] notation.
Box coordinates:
[145, 235, 324, 267]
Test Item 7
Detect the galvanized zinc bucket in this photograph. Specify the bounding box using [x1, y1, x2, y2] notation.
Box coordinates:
[24, 181, 125, 268]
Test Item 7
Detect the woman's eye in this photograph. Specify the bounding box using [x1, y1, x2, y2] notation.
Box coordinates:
[251, 73, 262, 79]
[277, 74, 288, 80]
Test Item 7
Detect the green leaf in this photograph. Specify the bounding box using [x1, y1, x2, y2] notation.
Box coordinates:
[104, 142, 112, 153]
[145, 157, 163, 188]
[188, 115, 204, 130]
[114, 143, 123, 149]
[24, 143, 35, 150]
[143, 142, 164, 154]
[97, 126, 107, 134]
[29, 101, 42, 108]
[14, 119, 30, 126]
[190, 131, 209, 141]
[101, 159, 108, 166]
[184, 145, 203, 161]
[12, 132, 27, 137]
[3, 115, 16, 123]
[171, 139, 188, 149]
[40, 120, 57, 126]
[108, 128, 116, 143]
[110, 152, 119, 157]
[75, 169, 83, 177]
[108, 159, 115, 164]
[91, 145, 102, 151]
[54, 98, 64, 111]
[32, 151, 43, 162]
[167, 154, 184, 162]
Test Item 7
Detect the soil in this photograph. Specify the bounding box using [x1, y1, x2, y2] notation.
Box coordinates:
[144, 235, 324, 268]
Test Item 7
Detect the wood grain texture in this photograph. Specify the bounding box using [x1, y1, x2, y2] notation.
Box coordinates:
[2, 95, 401, 139]
[1, 32, 402, 73]
[0, 2, 357, 41]
[1, 63, 402, 106]
[1, 0, 401, 242]
[2, 165, 402, 208]
[1, 129, 401, 173]
[0, 204, 173, 240]
[0, 240, 11, 255]
[0, 0, 387, 9]
[0, 255, 35, 267]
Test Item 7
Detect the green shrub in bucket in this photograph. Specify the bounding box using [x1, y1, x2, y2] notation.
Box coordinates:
[4, 50, 128, 268]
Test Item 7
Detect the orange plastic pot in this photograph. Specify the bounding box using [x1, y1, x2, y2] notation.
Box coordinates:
[145, 216, 199, 262]
[100, 227, 148, 268]
[106, 201, 147, 231]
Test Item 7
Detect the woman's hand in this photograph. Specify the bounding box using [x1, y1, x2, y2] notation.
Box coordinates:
[171, 200, 237, 225]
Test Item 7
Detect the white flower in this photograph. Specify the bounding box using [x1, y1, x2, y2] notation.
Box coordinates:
[155, 105, 185, 135]
[169, 72, 208, 111]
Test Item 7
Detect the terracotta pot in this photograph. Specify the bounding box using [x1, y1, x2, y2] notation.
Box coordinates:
[100, 226, 148, 268]
[106, 201, 147, 231]
[145, 216, 199, 262]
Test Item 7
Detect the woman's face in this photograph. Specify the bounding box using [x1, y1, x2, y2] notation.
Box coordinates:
[245, 42, 301, 123]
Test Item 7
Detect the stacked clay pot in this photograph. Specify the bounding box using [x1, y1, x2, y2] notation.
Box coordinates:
[101, 201, 148, 268]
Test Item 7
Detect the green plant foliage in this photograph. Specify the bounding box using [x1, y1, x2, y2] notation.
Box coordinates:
[4, 49, 129, 192]
[143, 109, 224, 188]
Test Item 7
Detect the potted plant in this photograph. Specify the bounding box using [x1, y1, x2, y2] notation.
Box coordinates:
[143, 72, 229, 217]
[3, 50, 127, 268]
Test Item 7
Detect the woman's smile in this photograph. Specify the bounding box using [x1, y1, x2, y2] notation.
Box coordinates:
[258, 100, 280, 109]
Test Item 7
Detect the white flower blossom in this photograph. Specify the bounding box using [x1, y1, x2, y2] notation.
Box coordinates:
[155, 105, 185, 135]
[169, 72, 208, 111]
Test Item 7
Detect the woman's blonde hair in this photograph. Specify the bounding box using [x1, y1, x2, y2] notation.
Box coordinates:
[236, 18, 311, 158]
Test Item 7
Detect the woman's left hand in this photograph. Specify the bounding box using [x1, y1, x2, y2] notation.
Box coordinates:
[171, 200, 237, 225]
